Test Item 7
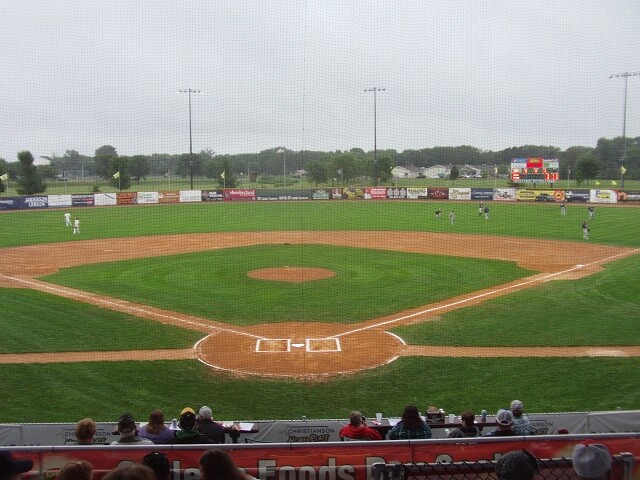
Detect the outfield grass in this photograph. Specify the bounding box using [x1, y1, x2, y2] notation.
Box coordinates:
[0, 201, 639, 422]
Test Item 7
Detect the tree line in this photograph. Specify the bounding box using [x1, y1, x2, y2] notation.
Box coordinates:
[0, 136, 638, 194]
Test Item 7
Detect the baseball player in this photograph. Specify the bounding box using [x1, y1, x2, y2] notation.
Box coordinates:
[582, 220, 590, 240]
[73, 217, 80, 235]
[449, 210, 455, 225]
[435, 208, 442, 219]
[560, 202, 566, 215]
[64, 211, 71, 227]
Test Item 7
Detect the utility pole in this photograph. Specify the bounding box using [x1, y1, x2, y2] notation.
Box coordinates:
[364, 87, 386, 185]
[609, 72, 640, 188]
[178, 89, 203, 189]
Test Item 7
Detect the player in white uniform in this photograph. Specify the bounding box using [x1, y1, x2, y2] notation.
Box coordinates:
[64, 212, 71, 227]
[73, 217, 80, 235]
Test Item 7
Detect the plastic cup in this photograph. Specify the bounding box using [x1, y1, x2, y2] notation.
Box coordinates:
[376, 413, 383, 423]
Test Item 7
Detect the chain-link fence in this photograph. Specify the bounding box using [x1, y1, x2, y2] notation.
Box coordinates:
[371, 453, 635, 480]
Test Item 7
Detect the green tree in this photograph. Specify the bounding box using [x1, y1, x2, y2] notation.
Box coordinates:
[374, 154, 394, 184]
[16, 151, 46, 195]
[94, 145, 118, 179]
[130, 155, 150, 181]
[306, 160, 329, 186]
[449, 165, 460, 182]
[575, 154, 599, 185]
[331, 153, 358, 185]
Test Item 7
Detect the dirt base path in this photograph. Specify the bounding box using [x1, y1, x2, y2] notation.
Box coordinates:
[0, 232, 637, 378]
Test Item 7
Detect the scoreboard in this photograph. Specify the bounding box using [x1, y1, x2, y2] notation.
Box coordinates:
[511, 158, 559, 183]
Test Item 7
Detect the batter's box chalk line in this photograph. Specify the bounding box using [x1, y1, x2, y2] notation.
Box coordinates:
[255, 338, 341, 353]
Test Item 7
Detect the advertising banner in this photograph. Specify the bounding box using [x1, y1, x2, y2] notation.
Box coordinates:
[47, 195, 73, 208]
[564, 190, 589, 202]
[94, 193, 117, 206]
[590, 189, 617, 204]
[201, 190, 224, 202]
[179, 190, 202, 203]
[254, 189, 313, 201]
[116, 192, 137, 205]
[136, 192, 159, 204]
[406, 188, 428, 200]
[365, 187, 388, 200]
[448, 188, 471, 201]
[386, 187, 407, 199]
[71, 194, 95, 207]
[223, 189, 257, 201]
[470, 188, 494, 200]
[617, 190, 640, 202]
[330, 188, 344, 199]
[493, 188, 516, 201]
[311, 189, 330, 200]
[515, 190, 561, 202]
[158, 191, 180, 204]
[0, 197, 19, 210]
[11, 435, 639, 480]
[13, 196, 48, 209]
[427, 187, 448, 200]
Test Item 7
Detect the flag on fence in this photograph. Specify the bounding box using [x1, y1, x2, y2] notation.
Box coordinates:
[220, 171, 225, 179]
[113, 171, 120, 179]
[620, 165, 627, 175]
[0, 173, 8, 181]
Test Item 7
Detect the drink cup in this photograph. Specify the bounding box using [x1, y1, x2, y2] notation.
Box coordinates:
[376, 413, 383, 423]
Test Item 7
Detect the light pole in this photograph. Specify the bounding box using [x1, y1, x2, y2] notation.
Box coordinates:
[609, 72, 639, 187]
[277, 148, 286, 188]
[178, 88, 203, 189]
[363, 87, 386, 185]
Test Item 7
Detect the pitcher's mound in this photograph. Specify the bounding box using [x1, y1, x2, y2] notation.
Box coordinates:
[247, 267, 335, 283]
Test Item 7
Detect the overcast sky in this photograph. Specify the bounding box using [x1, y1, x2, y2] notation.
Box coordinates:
[1, 0, 639, 161]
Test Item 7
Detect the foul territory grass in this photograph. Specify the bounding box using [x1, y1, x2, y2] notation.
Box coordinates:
[392, 255, 640, 346]
[41, 245, 531, 325]
[0, 356, 639, 423]
[0, 289, 202, 353]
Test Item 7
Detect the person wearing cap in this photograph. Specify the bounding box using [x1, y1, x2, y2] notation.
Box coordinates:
[0, 451, 33, 480]
[173, 407, 213, 444]
[196, 406, 226, 444]
[510, 400, 533, 435]
[573, 443, 612, 480]
[111, 413, 153, 445]
[483, 409, 516, 437]
[495, 450, 539, 480]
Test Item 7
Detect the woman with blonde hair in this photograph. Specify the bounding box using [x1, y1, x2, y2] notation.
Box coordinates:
[57, 460, 93, 480]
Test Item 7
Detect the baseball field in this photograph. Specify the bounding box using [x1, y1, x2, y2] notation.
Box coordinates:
[0, 200, 639, 423]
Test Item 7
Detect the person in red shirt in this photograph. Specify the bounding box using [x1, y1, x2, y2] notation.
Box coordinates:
[339, 411, 383, 440]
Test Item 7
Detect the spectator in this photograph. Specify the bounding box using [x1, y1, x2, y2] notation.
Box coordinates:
[388, 405, 432, 440]
[483, 409, 516, 437]
[57, 461, 93, 480]
[572, 443, 612, 480]
[495, 450, 539, 480]
[111, 413, 153, 445]
[339, 411, 383, 440]
[510, 400, 533, 435]
[138, 410, 174, 444]
[69, 418, 97, 444]
[173, 407, 212, 444]
[199, 449, 256, 480]
[448, 411, 480, 438]
[142, 452, 171, 480]
[102, 465, 155, 480]
[0, 451, 33, 480]
[197, 406, 226, 444]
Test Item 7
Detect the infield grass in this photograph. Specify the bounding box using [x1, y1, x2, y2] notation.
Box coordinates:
[0, 200, 639, 422]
